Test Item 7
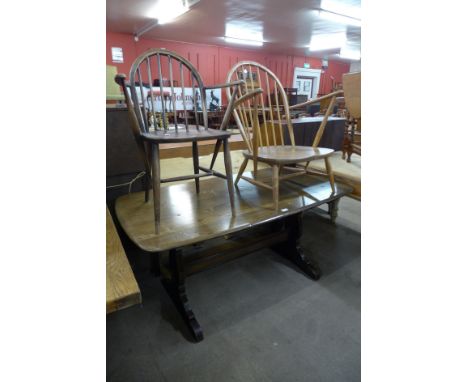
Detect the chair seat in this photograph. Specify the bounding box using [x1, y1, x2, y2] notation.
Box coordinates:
[243, 145, 334, 165]
[141, 126, 231, 143]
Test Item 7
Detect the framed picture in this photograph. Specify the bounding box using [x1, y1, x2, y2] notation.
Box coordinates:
[236, 70, 258, 82]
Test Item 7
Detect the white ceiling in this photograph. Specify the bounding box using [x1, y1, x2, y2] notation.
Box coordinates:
[106, 0, 361, 61]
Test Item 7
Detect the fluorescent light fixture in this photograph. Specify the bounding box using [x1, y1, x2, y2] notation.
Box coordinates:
[316, 10, 361, 27]
[224, 21, 264, 46]
[309, 32, 346, 51]
[313, 0, 361, 27]
[224, 37, 263, 46]
[321, 0, 361, 19]
[148, 0, 189, 24]
[339, 46, 361, 60]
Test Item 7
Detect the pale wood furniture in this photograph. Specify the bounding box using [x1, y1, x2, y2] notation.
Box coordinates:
[224, 61, 344, 210]
[106, 207, 141, 314]
[115, 49, 248, 233]
[115, 169, 352, 341]
[342, 72, 361, 162]
[106, 65, 125, 104]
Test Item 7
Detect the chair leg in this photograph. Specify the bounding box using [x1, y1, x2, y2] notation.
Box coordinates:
[324, 157, 335, 193]
[209, 139, 222, 170]
[151, 143, 161, 234]
[192, 141, 200, 194]
[144, 141, 152, 202]
[144, 172, 150, 202]
[222, 138, 235, 215]
[272, 165, 279, 211]
[342, 126, 350, 160]
[235, 157, 249, 186]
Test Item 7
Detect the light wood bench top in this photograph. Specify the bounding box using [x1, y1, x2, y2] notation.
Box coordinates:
[115, 169, 352, 253]
[106, 207, 141, 314]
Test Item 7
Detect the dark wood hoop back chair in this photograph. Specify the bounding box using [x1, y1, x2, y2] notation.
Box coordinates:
[225, 61, 344, 210]
[115, 48, 246, 233]
[342, 72, 361, 162]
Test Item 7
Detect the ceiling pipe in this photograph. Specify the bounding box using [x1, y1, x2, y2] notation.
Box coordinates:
[316, 8, 361, 23]
[134, 21, 160, 41]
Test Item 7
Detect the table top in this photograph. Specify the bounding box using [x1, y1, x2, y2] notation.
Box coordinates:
[106, 207, 141, 314]
[115, 169, 352, 253]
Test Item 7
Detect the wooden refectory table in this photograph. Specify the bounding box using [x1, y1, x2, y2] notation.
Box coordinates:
[115, 168, 352, 341]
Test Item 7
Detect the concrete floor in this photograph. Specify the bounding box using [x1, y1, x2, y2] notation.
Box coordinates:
[107, 196, 361, 382]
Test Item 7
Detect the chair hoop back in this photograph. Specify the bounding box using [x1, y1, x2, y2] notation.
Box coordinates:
[128, 48, 208, 134]
[226, 61, 295, 152]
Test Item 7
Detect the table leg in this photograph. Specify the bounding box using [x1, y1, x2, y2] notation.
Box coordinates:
[160, 249, 204, 342]
[272, 213, 322, 280]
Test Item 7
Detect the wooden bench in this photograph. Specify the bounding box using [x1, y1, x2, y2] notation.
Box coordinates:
[106, 207, 141, 314]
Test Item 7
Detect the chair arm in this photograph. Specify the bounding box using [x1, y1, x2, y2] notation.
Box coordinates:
[218, 88, 263, 131]
[234, 89, 263, 108]
[204, 80, 246, 90]
[289, 90, 344, 110]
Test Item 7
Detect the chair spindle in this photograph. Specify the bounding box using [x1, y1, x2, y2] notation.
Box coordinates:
[179, 62, 189, 132]
[168, 55, 178, 132]
[156, 53, 167, 131]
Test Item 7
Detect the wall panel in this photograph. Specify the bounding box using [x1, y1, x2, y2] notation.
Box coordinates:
[107, 32, 351, 100]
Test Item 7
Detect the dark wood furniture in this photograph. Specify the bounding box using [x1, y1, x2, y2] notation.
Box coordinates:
[115, 49, 248, 233]
[107, 207, 141, 314]
[106, 107, 145, 178]
[223, 61, 344, 210]
[187, 109, 230, 129]
[342, 72, 361, 162]
[115, 169, 352, 341]
[284, 87, 298, 105]
[279, 116, 346, 150]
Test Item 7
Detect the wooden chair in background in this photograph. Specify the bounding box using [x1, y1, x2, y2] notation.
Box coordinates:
[342, 72, 361, 162]
[115, 48, 246, 233]
[224, 61, 343, 210]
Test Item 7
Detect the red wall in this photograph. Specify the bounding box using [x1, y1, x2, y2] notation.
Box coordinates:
[107, 32, 350, 97]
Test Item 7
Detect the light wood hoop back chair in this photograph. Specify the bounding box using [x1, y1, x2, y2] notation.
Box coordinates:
[225, 61, 343, 210]
[342, 72, 361, 162]
[115, 48, 246, 233]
